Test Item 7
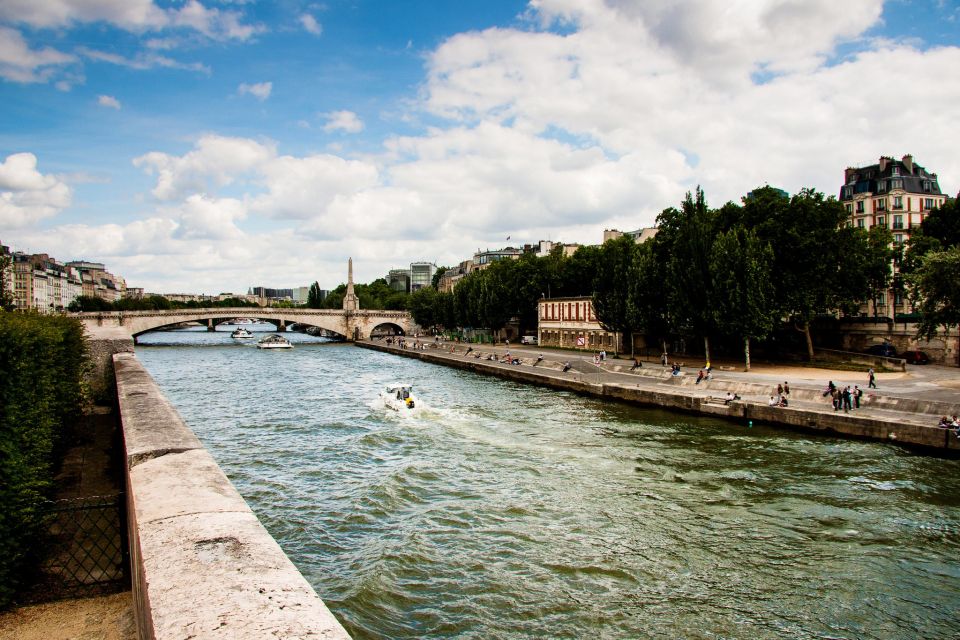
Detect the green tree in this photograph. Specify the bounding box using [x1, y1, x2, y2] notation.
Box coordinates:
[592, 235, 639, 355]
[627, 240, 671, 358]
[661, 187, 717, 363]
[408, 287, 438, 329]
[862, 225, 895, 318]
[709, 227, 776, 371]
[307, 282, 324, 308]
[908, 247, 960, 340]
[0, 252, 13, 311]
[431, 266, 448, 289]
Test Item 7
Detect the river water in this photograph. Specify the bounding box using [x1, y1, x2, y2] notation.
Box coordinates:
[137, 326, 960, 639]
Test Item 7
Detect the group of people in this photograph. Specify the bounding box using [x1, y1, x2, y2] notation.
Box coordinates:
[823, 380, 863, 412]
[936, 416, 960, 430]
[695, 366, 713, 384]
[767, 381, 791, 407]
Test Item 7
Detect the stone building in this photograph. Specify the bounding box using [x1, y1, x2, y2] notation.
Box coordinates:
[537, 296, 621, 352]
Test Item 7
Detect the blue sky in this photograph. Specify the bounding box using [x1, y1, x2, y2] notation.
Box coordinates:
[1, 0, 958, 294]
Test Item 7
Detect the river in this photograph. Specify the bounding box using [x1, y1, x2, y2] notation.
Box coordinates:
[137, 326, 960, 639]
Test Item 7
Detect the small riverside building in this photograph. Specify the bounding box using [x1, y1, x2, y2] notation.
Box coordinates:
[537, 296, 622, 352]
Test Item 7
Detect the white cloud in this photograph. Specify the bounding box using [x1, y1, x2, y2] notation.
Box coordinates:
[238, 81, 272, 101]
[0, 26, 76, 83]
[78, 47, 210, 74]
[133, 135, 277, 201]
[300, 14, 322, 35]
[97, 94, 121, 109]
[0, 153, 72, 228]
[322, 110, 364, 133]
[170, 194, 247, 240]
[0, 0, 261, 41]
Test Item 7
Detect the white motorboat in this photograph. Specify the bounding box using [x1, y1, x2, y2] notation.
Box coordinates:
[381, 384, 419, 411]
[257, 334, 293, 349]
[231, 327, 254, 339]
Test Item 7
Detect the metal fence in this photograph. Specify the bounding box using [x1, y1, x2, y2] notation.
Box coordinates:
[22, 493, 129, 603]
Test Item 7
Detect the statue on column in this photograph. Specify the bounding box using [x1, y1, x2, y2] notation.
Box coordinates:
[343, 257, 360, 312]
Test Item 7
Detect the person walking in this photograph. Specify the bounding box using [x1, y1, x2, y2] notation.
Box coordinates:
[868, 367, 877, 389]
[783, 381, 790, 396]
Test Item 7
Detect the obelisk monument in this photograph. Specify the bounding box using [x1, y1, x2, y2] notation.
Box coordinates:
[343, 257, 359, 311]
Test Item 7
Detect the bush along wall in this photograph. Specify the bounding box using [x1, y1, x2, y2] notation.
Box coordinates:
[0, 312, 88, 608]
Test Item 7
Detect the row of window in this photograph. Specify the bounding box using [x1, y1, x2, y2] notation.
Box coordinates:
[849, 197, 939, 215]
[540, 301, 595, 322]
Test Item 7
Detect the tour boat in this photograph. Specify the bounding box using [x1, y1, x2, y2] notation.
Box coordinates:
[231, 327, 254, 339]
[257, 334, 293, 349]
[380, 384, 419, 411]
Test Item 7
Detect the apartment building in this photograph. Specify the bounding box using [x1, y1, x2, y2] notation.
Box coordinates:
[12, 253, 84, 312]
[839, 155, 947, 317]
[537, 296, 621, 352]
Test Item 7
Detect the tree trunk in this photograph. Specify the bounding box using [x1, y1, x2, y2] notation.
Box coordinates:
[803, 321, 814, 361]
[662, 339, 668, 365]
[703, 335, 711, 367]
[744, 335, 751, 372]
[629, 332, 634, 358]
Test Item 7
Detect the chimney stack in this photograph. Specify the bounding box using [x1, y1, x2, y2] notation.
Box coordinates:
[878, 157, 888, 172]
[902, 154, 914, 174]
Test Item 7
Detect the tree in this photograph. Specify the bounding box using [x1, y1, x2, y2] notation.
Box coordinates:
[0, 252, 14, 311]
[862, 225, 895, 318]
[431, 266, 448, 289]
[709, 227, 776, 371]
[307, 282, 324, 308]
[661, 187, 718, 363]
[627, 240, 671, 358]
[592, 235, 638, 355]
[408, 287, 438, 329]
[908, 247, 960, 340]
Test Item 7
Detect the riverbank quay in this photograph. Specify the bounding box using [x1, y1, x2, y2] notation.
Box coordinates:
[357, 340, 960, 453]
[112, 352, 351, 640]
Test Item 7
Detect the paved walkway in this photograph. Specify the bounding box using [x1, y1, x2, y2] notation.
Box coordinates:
[380, 339, 960, 434]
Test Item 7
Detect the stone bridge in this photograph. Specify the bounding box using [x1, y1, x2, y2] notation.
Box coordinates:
[76, 307, 416, 343]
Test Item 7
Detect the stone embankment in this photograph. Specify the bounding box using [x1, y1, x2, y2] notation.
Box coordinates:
[113, 353, 351, 640]
[358, 341, 960, 453]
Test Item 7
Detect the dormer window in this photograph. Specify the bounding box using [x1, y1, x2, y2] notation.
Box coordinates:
[892, 166, 900, 176]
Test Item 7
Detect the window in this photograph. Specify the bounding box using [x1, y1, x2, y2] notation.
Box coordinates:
[890, 179, 903, 190]
[875, 199, 886, 212]
[893, 215, 903, 229]
[856, 219, 864, 228]
[925, 198, 935, 210]
[892, 166, 900, 176]
[923, 181, 931, 192]
[877, 216, 886, 228]
[877, 181, 886, 193]
[845, 203, 853, 215]
[894, 234, 903, 245]
[893, 196, 903, 210]
[855, 200, 864, 213]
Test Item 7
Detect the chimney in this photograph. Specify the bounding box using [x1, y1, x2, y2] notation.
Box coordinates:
[845, 167, 857, 184]
[878, 157, 888, 172]
[902, 154, 914, 174]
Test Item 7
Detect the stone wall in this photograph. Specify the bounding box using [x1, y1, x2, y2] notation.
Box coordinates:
[113, 353, 351, 640]
[358, 341, 959, 453]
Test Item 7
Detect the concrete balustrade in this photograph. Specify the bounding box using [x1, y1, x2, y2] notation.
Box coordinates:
[114, 353, 351, 640]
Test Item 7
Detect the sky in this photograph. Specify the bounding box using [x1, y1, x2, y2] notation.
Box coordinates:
[1, 0, 959, 294]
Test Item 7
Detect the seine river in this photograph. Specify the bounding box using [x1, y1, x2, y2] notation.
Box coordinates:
[137, 326, 960, 639]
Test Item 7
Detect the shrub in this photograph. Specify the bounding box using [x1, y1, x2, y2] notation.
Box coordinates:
[0, 312, 88, 608]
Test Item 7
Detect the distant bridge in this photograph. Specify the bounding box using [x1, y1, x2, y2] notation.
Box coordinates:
[76, 307, 416, 343]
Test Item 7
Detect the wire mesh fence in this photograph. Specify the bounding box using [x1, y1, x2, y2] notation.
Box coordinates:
[20, 493, 129, 603]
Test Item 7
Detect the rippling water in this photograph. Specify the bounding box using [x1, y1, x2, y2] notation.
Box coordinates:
[137, 326, 960, 639]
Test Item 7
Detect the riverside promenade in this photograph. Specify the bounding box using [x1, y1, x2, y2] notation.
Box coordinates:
[358, 339, 960, 453]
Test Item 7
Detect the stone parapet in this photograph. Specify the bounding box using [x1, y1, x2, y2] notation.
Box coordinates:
[113, 352, 351, 640]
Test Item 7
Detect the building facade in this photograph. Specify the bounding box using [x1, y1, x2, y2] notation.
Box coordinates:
[839, 155, 947, 317]
[409, 262, 435, 291]
[67, 261, 125, 303]
[537, 296, 621, 352]
[12, 253, 84, 312]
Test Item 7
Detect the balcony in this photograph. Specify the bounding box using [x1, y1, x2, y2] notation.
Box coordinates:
[892, 223, 904, 230]
[891, 204, 903, 210]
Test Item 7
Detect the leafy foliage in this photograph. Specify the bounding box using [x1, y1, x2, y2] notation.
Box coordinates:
[0, 312, 88, 607]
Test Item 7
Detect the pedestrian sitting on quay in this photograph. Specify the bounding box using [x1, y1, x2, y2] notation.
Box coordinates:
[562, 361, 572, 372]
[696, 369, 705, 384]
[671, 363, 681, 376]
[725, 391, 741, 405]
[779, 395, 789, 407]
[630, 358, 642, 370]
[534, 354, 543, 366]
[769, 396, 779, 406]
[938, 416, 951, 428]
